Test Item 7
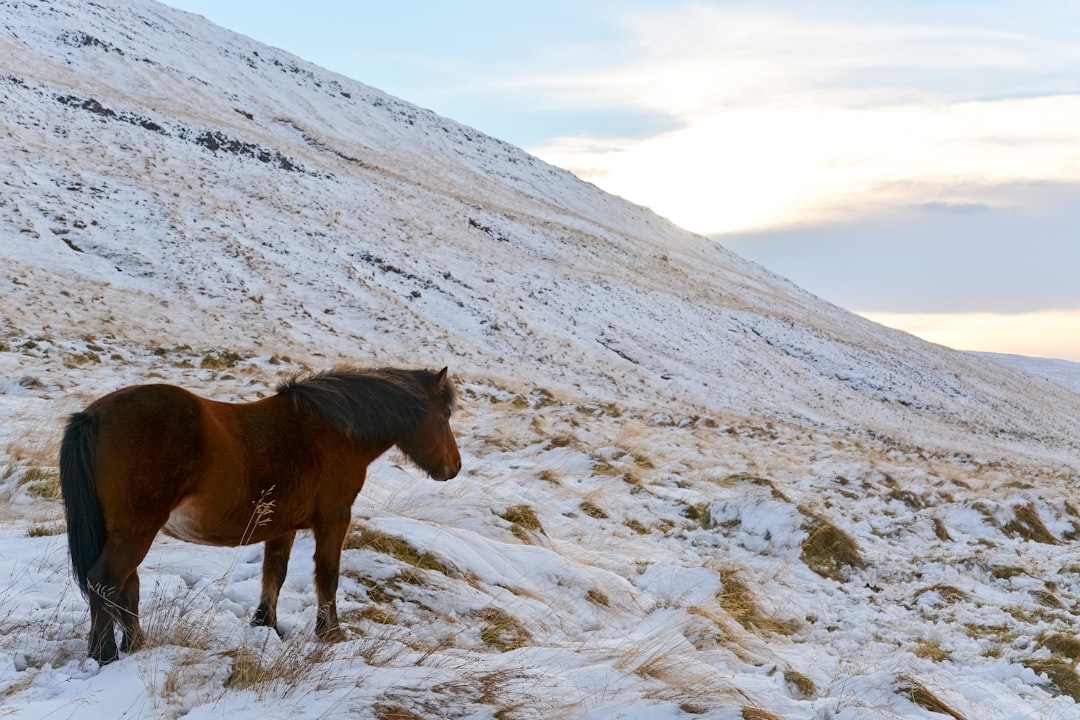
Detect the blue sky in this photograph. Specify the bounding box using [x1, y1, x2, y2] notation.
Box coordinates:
[165, 1, 1080, 361]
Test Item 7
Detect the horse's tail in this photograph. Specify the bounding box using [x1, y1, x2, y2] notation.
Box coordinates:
[59, 411, 104, 596]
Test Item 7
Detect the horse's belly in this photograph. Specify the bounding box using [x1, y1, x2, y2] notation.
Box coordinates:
[163, 501, 217, 545]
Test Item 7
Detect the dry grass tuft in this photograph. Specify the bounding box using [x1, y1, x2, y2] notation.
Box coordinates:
[913, 639, 950, 662]
[718, 569, 799, 636]
[586, 588, 610, 607]
[1023, 657, 1080, 702]
[346, 524, 456, 577]
[914, 584, 968, 604]
[900, 678, 966, 720]
[799, 510, 865, 581]
[199, 349, 245, 369]
[784, 669, 816, 699]
[222, 639, 334, 695]
[142, 588, 222, 653]
[476, 607, 532, 652]
[19, 467, 62, 500]
[1039, 633, 1080, 662]
[354, 606, 398, 625]
[741, 707, 782, 720]
[374, 704, 426, 720]
[579, 499, 608, 519]
[5, 426, 63, 501]
[1003, 503, 1058, 544]
[500, 504, 545, 537]
[682, 501, 714, 529]
[536, 469, 561, 485]
[26, 521, 65, 537]
[546, 432, 577, 450]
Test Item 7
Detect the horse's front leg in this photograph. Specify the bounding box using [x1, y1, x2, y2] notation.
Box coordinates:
[311, 514, 349, 642]
[252, 531, 296, 633]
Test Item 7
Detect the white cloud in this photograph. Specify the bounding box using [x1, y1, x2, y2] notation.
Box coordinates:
[519, 5, 1080, 233]
[533, 95, 1080, 233]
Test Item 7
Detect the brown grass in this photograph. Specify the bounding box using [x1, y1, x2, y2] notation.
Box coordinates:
[536, 469, 560, 485]
[374, 704, 426, 720]
[579, 499, 608, 519]
[900, 679, 966, 720]
[345, 524, 455, 577]
[222, 640, 334, 695]
[26, 521, 65, 538]
[1003, 503, 1058, 544]
[199, 349, 245, 369]
[799, 511, 865, 581]
[500, 504, 544, 534]
[718, 569, 799, 636]
[784, 669, 816, 699]
[476, 607, 532, 652]
[1039, 633, 1080, 662]
[682, 501, 714, 529]
[1023, 657, 1080, 702]
[586, 588, 610, 607]
[913, 640, 950, 663]
[5, 426, 63, 501]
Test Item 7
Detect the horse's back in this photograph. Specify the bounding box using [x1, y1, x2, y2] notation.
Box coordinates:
[86, 384, 210, 508]
[88, 383, 204, 447]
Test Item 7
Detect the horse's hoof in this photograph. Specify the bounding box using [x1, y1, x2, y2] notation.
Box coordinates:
[91, 650, 119, 666]
[89, 638, 120, 666]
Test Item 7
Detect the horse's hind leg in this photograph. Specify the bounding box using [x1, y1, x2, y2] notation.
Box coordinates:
[85, 532, 157, 663]
[252, 531, 295, 632]
[85, 583, 120, 665]
[118, 569, 146, 652]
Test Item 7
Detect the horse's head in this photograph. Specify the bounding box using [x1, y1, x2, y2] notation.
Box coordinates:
[397, 367, 461, 481]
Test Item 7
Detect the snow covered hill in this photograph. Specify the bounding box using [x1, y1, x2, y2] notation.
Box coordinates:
[2, 1, 1080, 718]
[979, 352, 1080, 397]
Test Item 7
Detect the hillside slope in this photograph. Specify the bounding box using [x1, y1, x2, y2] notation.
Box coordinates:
[2, 2, 1080, 719]
[3, 0, 1079, 458]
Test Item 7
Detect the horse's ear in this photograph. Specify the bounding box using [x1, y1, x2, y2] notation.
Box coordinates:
[435, 367, 449, 384]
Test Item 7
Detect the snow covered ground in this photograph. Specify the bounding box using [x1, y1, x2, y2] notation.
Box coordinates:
[978, 352, 1080, 397]
[2, 1, 1080, 718]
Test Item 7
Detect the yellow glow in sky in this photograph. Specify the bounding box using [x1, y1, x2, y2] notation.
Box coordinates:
[860, 310, 1080, 362]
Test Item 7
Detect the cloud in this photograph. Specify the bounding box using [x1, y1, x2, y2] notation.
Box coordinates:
[510, 4, 1080, 233]
[722, 181, 1080, 314]
[532, 95, 1080, 233]
[515, 4, 1080, 114]
[916, 202, 992, 215]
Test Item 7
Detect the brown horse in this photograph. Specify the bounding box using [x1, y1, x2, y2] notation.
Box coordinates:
[59, 366, 460, 664]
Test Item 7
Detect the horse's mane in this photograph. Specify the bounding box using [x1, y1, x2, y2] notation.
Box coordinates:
[276, 367, 455, 440]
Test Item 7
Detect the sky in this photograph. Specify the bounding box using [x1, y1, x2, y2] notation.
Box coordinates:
[164, 1, 1080, 362]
